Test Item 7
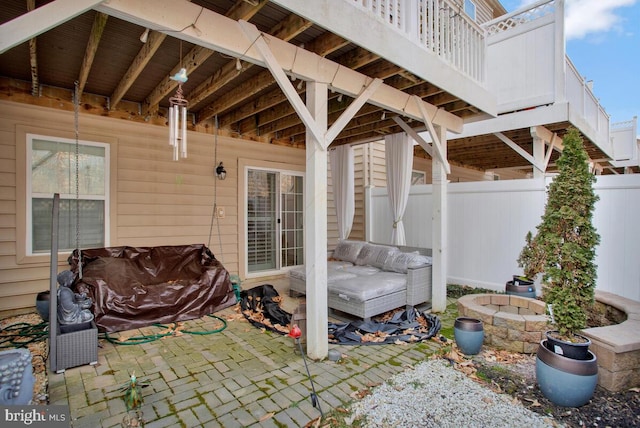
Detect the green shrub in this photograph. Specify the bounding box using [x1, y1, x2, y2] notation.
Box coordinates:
[517, 128, 600, 337]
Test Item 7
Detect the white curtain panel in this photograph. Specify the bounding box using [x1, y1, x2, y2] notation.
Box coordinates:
[385, 133, 413, 245]
[329, 145, 355, 240]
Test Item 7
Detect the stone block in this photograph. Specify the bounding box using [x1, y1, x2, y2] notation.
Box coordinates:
[484, 324, 508, 339]
[524, 316, 549, 332]
[509, 295, 533, 309]
[597, 367, 640, 392]
[493, 311, 525, 331]
[528, 299, 546, 314]
[500, 305, 519, 314]
[490, 295, 510, 306]
[486, 304, 499, 312]
[507, 329, 541, 344]
[473, 295, 492, 305]
[524, 341, 540, 354]
[465, 308, 494, 325]
[492, 336, 524, 353]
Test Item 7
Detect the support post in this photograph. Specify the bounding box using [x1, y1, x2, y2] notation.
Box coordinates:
[431, 125, 448, 312]
[532, 131, 546, 179]
[304, 81, 329, 360]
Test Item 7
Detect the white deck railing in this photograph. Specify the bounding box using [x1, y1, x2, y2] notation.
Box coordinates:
[352, 0, 486, 83]
[565, 56, 611, 145]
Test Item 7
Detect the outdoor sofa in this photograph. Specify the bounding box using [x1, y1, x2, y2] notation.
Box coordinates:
[289, 240, 432, 320]
[68, 244, 237, 332]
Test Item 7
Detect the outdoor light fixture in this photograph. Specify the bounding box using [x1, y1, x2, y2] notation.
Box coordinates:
[139, 28, 150, 43]
[216, 162, 227, 180]
[168, 68, 189, 161]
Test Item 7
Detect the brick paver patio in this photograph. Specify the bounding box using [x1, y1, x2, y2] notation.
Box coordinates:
[48, 281, 458, 427]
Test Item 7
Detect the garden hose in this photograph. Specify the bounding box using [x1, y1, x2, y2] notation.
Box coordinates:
[0, 321, 48, 349]
[101, 314, 227, 345]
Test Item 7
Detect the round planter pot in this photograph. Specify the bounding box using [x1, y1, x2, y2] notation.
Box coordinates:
[536, 339, 598, 407]
[545, 330, 592, 360]
[454, 317, 484, 355]
[512, 275, 534, 286]
[36, 290, 50, 322]
[505, 280, 536, 298]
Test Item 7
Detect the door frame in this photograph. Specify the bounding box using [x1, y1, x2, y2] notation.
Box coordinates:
[238, 158, 304, 280]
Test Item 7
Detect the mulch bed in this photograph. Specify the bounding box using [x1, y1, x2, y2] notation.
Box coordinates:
[442, 339, 640, 427]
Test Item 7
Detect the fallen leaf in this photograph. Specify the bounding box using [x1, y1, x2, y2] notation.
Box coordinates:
[523, 397, 542, 407]
[259, 412, 274, 422]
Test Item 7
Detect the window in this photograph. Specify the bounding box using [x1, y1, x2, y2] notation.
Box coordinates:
[27, 134, 109, 255]
[464, 0, 477, 21]
[412, 170, 426, 185]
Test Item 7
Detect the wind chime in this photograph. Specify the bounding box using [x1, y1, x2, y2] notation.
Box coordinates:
[168, 67, 189, 161]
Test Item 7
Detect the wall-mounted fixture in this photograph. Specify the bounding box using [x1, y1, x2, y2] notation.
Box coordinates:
[216, 162, 227, 180]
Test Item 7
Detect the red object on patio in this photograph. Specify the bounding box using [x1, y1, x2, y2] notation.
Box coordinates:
[288, 324, 302, 339]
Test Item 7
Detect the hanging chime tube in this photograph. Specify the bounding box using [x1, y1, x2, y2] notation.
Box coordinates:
[181, 105, 187, 158]
[168, 106, 175, 147]
[173, 106, 180, 161]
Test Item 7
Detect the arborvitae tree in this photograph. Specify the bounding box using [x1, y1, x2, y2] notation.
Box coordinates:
[518, 128, 600, 337]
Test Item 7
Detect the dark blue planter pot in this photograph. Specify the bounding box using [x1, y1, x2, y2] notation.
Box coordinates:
[454, 317, 484, 355]
[536, 339, 598, 407]
[36, 291, 50, 322]
[505, 280, 536, 298]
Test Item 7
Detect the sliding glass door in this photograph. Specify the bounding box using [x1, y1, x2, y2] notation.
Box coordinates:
[247, 169, 303, 274]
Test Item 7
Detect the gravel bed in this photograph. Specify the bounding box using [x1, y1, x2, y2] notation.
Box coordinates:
[349, 358, 556, 428]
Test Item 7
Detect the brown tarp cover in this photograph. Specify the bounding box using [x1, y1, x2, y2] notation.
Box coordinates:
[68, 244, 236, 332]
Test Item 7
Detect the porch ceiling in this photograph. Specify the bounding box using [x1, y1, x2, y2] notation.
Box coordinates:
[0, 0, 618, 174]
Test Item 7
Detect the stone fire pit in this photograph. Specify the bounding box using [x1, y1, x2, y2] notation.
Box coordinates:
[456, 294, 547, 354]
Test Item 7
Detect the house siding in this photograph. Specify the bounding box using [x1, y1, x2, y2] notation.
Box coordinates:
[0, 100, 305, 312]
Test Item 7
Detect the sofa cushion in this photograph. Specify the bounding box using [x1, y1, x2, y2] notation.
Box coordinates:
[383, 252, 432, 274]
[328, 272, 407, 303]
[354, 243, 399, 269]
[332, 240, 366, 264]
[289, 265, 357, 282]
[342, 265, 381, 276]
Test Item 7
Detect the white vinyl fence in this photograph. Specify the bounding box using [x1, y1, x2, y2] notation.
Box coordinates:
[366, 175, 640, 302]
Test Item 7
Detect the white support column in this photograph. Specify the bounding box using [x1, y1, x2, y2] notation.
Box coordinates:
[431, 124, 448, 313]
[304, 81, 329, 360]
[532, 132, 546, 179]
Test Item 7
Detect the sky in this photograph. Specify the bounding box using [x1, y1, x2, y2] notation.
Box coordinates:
[500, 0, 639, 126]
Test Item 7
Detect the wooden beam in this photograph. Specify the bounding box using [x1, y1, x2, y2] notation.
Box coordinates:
[494, 132, 545, 171]
[110, 30, 166, 109]
[393, 116, 434, 157]
[0, 0, 104, 54]
[413, 95, 451, 174]
[77, 12, 108, 98]
[142, 0, 267, 115]
[247, 60, 400, 137]
[326, 78, 382, 144]
[204, 41, 372, 128]
[239, 21, 325, 146]
[27, 0, 38, 97]
[272, 77, 437, 141]
[187, 12, 312, 109]
[96, 0, 463, 132]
